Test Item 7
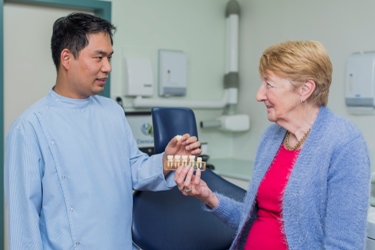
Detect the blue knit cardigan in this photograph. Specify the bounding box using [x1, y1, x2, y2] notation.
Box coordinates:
[210, 107, 371, 249]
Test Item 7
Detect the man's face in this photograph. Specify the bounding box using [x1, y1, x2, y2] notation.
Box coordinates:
[68, 32, 113, 99]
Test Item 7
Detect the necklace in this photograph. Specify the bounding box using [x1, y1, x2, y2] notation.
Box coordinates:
[284, 128, 311, 151]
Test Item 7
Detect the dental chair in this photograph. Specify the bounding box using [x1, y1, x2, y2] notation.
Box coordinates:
[132, 107, 246, 250]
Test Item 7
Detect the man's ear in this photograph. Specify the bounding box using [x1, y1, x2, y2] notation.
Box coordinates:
[60, 49, 72, 70]
[299, 79, 316, 102]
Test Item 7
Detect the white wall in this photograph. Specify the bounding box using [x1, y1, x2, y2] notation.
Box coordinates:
[234, 0, 375, 169]
[109, 0, 234, 158]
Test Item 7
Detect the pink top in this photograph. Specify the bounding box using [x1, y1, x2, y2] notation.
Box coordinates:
[244, 144, 300, 250]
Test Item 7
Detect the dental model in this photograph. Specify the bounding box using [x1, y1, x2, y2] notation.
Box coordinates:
[164, 155, 206, 171]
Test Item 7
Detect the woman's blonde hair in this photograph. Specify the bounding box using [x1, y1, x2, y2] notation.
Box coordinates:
[259, 40, 332, 106]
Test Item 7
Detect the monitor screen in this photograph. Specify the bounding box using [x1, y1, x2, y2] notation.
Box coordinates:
[125, 111, 154, 156]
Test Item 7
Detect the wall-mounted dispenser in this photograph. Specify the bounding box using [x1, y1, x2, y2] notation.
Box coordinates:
[346, 52, 375, 115]
[158, 49, 187, 96]
[124, 57, 154, 96]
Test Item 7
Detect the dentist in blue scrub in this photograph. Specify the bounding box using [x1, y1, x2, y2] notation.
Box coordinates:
[4, 12, 201, 250]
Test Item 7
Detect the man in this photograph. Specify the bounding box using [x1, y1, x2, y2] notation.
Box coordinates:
[4, 12, 201, 249]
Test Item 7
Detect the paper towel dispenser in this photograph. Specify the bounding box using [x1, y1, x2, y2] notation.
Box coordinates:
[346, 52, 375, 108]
[158, 50, 187, 96]
[124, 57, 154, 97]
[345, 52, 375, 115]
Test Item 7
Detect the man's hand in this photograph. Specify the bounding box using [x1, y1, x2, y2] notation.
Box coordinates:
[162, 134, 201, 175]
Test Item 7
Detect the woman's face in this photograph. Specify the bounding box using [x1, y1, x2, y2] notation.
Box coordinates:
[256, 71, 300, 123]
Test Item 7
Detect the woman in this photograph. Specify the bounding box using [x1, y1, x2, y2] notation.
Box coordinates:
[175, 40, 371, 249]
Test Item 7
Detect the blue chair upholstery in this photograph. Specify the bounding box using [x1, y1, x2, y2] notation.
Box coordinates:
[152, 107, 198, 154]
[132, 107, 246, 250]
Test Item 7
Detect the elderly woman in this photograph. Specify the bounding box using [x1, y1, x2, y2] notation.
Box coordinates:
[175, 40, 371, 249]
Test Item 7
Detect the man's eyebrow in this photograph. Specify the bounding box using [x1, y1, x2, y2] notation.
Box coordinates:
[94, 50, 114, 56]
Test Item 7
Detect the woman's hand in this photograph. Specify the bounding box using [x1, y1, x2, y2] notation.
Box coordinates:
[174, 166, 219, 209]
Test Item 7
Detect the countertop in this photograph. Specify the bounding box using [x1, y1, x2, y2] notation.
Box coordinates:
[208, 158, 254, 181]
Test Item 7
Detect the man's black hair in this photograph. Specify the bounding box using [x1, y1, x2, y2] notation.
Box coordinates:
[51, 12, 116, 70]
